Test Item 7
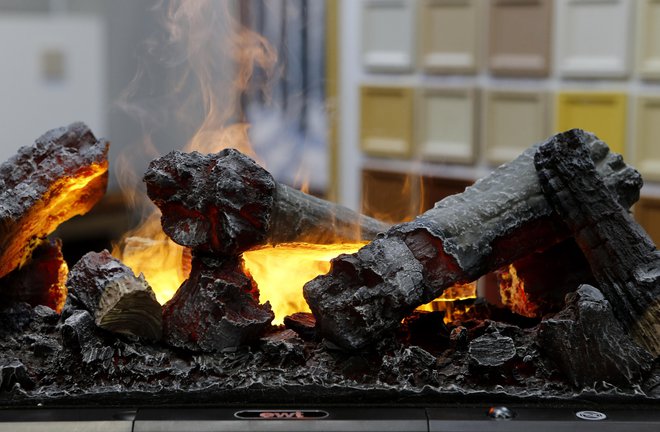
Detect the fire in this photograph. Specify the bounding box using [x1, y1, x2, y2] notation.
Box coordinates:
[114, 236, 364, 324]
[243, 242, 365, 323]
[416, 281, 478, 318]
[497, 264, 538, 317]
[112, 213, 186, 304]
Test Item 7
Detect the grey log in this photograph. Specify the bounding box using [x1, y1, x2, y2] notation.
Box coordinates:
[303, 129, 642, 350]
[535, 129, 660, 356]
[66, 251, 162, 341]
[144, 149, 389, 256]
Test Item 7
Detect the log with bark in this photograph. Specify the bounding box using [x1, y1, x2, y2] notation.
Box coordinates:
[162, 253, 274, 352]
[303, 129, 642, 350]
[534, 129, 660, 356]
[66, 250, 162, 340]
[143, 148, 389, 255]
[0, 122, 109, 279]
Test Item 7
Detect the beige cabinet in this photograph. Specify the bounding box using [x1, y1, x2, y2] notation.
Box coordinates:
[360, 86, 414, 158]
[484, 90, 549, 165]
[557, 0, 632, 78]
[361, 0, 416, 72]
[419, 0, 481, 74]
[634, 96, 660, 182]
[488, 0, 552, 77]
[416, 87, 477, 164]
[637, 0, 660, 79]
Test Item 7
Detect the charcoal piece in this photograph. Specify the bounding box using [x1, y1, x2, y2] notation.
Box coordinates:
[449, 326, 468, 349]
[468, 331, 516, 368]
[379, 346, 439, 387]
[60, 310, 100, 352]
[162, 254, 274, 352]
[499, 239, 596, 318]
[261, 329, 305, 365]
[304, 130, 641, 350]
[535, 129, 660, 356]
[0, 358, 33, 391]
[0, 238, 68, 313]
[539, 285, 653, 388]
[0, 122, 109, 279]
[283, 312, 317, 340]
[0, 302, 34, 334]
[144, 148, 389, 255]
[66, 251, 162, 340]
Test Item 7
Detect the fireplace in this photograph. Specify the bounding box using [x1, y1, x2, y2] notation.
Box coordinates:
[0, 121, 659, 430]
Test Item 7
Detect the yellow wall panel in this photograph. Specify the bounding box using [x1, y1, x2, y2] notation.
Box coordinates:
[555, 92, 627, 155]
[360, 86, 414, 158]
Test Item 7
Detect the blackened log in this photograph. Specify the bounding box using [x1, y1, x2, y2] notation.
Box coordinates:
[0, 123, 109, 278]
[144, 149, 389, 255]
[283, 312, 317, 340]
[162, 254, 274, 352]
[498, 239, 596, 318]
[535, 129, 660, 355]
[0, 238, 68, 312]
[539, 285, 653, 388]
[66, 251, 162, 340]
[303, 130, 642, 350]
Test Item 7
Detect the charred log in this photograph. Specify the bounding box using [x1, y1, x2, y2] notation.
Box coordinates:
[283, 312, 317, 340]
[66, 251, 162, 340]
[535, 129, 660, 356]
[144, 149, 389, 255]
[162, 254, 274, 352]
[304, 130, 642, 350]
[539, 285, 653, 388]
[0, 123, 109, 279]
[0, 238, 68, 312]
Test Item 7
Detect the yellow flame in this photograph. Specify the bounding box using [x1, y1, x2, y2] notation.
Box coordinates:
[416, 281, 477, 313]
[112, 213, 186, 304]
[243, 242, 365, 324]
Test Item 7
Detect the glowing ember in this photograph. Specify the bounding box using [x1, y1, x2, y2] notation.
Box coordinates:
[2, 161, 108, 278]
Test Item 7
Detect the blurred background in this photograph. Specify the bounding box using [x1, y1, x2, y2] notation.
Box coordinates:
[0, 0, 659, 265]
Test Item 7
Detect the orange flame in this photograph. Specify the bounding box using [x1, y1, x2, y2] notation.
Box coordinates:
[497, 264, 538, 318]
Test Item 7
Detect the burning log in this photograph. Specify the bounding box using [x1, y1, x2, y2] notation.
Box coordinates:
[0, 236, 68, 312]
[143, 148, 389, 255]
[0, 238, 68, 312]
[66, 251, 162, 340]
[0, 122, 109, 279]
[162, 254, 274, 352]
[303, 129, 642, 350]
[535, 129, 660, 356]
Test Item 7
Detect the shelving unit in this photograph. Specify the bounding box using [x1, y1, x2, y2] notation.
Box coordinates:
[337, 0, 660, 245]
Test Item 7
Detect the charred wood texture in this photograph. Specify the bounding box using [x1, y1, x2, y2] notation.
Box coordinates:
[66, 251, 162, 340]
[162, 254, 274, 352]
[0, 123, 109, 278]
[535, 129, 660, 356]
[0, 238, 67, 312]
[144, 149, 389, 255]
[304, 130, 642, 350]
[539, 285, 653, 388]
